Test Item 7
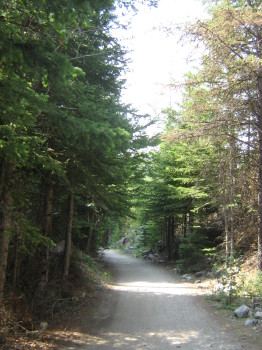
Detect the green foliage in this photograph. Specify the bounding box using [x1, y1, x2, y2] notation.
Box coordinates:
[143, 220, 161, 249]
[209, 262, 262, 309]
[177, 232, 214, 272]
[241, 271, 262, 299]
[71, 249, 112, 284]
[108, 223, 123, 246]
[212, 258, 243, 306]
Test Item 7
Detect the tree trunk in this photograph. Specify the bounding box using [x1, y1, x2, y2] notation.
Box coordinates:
[63, 193, 74, 280]
[0, 159, 6, 200]
[246, 0, 262, 273]
[189, 208, 194, 235]
[12, 235, 20, 290]
[229, 134, 235, 258]
[0, 161, 15, 304]
[86, 226, 94, 256]
[38, 182, 54, 291]
[256, 38, 262, 270]
[258, 121, 262, 270]
[222, 177, 230, 263]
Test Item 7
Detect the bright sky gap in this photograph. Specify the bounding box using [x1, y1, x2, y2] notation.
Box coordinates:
[115, 0, 208, 133]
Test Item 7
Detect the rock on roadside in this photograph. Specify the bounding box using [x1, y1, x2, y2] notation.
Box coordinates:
[234, 305, 250, 318]
[181, 274, 193, 282]
[254, 311, 262, 320]
[243, 319, 258, 327]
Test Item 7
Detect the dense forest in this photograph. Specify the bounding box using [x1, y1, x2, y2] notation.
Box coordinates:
[1, 0, 262, 332]
[0, 0, 157, 307]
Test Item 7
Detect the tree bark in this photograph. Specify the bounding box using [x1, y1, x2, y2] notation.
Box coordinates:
[229, 134, 235, 259]
[189, 209, 194, 235]
[0, 159, 6, 200]
[256, 22, 262, 269]
[86, 226, 94, 256]
[222, 181, 230, 263]
[38, 182, 54, 291]
[245, 0, 262, 272]
[12, 235, 20, 291]
[258, 118, 262, 270]
[0, 161, 15, 304]
[63, 193, 74, 279]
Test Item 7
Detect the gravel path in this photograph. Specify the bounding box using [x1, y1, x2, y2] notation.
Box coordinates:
[72, 250, 262, 350]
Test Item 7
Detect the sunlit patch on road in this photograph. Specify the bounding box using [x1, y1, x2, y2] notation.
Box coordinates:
[107, 281, 202, 295]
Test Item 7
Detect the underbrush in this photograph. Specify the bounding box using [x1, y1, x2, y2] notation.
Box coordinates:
[208, 255, 262, 310]
[0, 249, 111, 349]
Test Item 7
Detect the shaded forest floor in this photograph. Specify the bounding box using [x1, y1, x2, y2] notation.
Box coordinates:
[0, 252, 110, 349]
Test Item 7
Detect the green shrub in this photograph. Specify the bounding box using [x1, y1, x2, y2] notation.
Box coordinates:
[241, 271, 262, 299]
[177, 232, 214, 272]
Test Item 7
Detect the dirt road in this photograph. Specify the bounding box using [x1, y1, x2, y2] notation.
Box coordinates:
[67, 250, 262, 350]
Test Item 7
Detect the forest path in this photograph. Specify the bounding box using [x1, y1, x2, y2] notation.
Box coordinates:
[65, 250, 262, 350]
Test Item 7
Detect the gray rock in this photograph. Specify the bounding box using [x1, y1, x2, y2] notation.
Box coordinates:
[234, 305, 250, 318]
[142, 249, 152, 257]
[195, 271, 203, 277]
[206, 272, 213, 278]
[243, 319, 258, 327]
[224, 285, 236, 294]
[181, 274, 192, 281]
[254, 311, 262, 319]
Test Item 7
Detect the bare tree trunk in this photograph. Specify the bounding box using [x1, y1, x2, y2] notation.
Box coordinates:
[0, 161, 15, 304]
[63, 193, 74, 280]
[222, 177, 230, 263]
[229, 135, 235, 258]
[38, 182, 53, 291]
[247, 0, 262, 272]
[12, 235, 20, 291]
[218, 144, 231, 263]
[256, 35, 262, 269]
[258, 121, 262, 270]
